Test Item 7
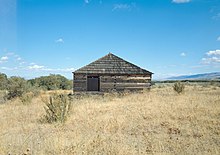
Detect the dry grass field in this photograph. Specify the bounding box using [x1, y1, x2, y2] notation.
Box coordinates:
[0, 85, 220, 154]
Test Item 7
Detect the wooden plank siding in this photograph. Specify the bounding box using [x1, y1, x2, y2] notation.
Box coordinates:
[73, 74, 87, 92]
[99, 75, 151, 92]
[73, 73, 151, 92]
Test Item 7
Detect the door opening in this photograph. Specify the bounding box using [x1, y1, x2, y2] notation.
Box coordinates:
[87, 76, 100, 91]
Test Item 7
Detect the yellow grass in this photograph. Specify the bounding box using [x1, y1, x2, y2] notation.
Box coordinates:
[0, 86, 220, 154]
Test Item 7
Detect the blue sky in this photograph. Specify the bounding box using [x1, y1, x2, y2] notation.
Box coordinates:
[0, 0, 220, 79]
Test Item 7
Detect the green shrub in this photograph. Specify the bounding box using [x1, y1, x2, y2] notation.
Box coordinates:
[29, 86, 41, 97]
[20, 92, 34, 105]
[173, 82, 185, 94]
[0, 90, 7, 104]
[6, 76, 30, 100]
[29, 74, 72, 90]
[0, 73, 8, 90]
[42, 94, 72, 123]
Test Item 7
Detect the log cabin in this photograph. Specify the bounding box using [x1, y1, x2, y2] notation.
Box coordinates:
[73, 53, 153, 92]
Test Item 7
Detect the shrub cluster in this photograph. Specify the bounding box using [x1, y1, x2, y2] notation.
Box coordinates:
[0, 91, 7, 104]
[20, 92, 35, 105]
[0, 73, 72, 102]
[0, 73, 8, 90]
[28, 74, 72, 90]
[173, 82, 185, 94]
[6, 76, 30, 100]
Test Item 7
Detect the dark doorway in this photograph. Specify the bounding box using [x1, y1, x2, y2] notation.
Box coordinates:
[87, 76, 100, 91]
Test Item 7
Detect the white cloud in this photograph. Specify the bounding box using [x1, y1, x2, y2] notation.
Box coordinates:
[202, 49, 220, 64]
[84, 0, 90, 4]
[60, 67, 75, 72]
[28, 65, 45, 70]
[180, 52, 186, 57]
[1, 67, 15, 71]
[112, 3, 136, 11]
[1, 67, 9, 70]
[27, 64, 74, 72]
[1, 53, 23, 62]
[41, 67, 75, 72]
[0, 51, 75, 78]
[206, 49, 220, 56]
[172, 0, 191, 3]
[55, 38, 64, 43]
[0, 56, 8, 61]
[217, 36, 220, 41]
[17, 57, 21, 61]
[202, 57, 220, 64]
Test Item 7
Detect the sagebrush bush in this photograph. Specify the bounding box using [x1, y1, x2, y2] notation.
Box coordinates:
[43, 93, 72, 123]
[29, 86, 41, 97]
[20, 92, 34, 105]
[173, 82, 185, 94]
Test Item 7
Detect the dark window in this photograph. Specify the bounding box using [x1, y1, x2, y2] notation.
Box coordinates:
[87, 76, 100, 91]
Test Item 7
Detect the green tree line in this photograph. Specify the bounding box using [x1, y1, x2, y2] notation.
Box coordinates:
[0, 73, 72, 100]
[28, 74, 72, 90]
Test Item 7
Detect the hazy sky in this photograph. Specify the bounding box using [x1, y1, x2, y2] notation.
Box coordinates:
[0, 0, 220, 79]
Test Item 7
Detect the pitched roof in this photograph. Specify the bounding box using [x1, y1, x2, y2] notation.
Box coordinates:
[74, 53, 153, 75]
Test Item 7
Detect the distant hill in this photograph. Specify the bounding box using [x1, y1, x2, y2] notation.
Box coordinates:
[166, 72, 220, 80]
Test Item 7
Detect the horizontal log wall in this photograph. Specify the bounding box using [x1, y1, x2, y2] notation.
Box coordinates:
[73, 74, 87, 92]
[100, 75, 151, 92]
[73, 74, 152, 92]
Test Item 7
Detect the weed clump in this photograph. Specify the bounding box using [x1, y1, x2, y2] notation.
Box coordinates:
[42, 93, 72, 123]
[173, 82, 185, 94]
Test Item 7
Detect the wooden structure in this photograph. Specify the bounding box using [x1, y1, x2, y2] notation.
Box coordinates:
[73, 53, 153, 92]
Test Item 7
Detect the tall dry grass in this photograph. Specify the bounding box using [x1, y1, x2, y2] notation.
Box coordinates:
[0, 86, 220, 154]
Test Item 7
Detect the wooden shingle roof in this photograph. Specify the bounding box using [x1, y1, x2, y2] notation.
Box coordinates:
[73, 53, 153, 75]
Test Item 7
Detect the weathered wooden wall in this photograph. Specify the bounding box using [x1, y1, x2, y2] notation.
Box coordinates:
[73, 74, 151, 92]
[73, 74, 87, 92]
[100, 75, 151, 92]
